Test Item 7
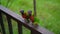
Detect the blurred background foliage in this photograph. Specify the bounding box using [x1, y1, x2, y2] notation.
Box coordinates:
[0, 0, 60, 34]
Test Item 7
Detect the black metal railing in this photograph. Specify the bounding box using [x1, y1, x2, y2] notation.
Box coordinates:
[0, 5, 54, 34]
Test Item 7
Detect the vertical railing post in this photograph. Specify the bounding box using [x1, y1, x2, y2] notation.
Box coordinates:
[33, 0, 36, 16]
[0, 10, 6, 34]
[17, 20, 22, 34]
[6, 15, 13, 34]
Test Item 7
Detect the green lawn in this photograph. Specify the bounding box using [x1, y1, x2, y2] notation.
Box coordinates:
[0, 0, 60, 34]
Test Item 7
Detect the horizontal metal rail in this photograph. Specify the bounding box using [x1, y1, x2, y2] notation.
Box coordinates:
[0, 5, 54, 34]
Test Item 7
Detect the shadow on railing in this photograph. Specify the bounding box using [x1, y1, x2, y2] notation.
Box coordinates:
[0, 5, 54, 34]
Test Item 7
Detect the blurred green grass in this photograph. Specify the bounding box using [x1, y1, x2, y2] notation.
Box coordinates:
[0, 0, 60, 34]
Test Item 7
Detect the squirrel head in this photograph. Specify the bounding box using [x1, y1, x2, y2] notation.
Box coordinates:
[20, 9, 24, 14]
[28, 10, 32, 16]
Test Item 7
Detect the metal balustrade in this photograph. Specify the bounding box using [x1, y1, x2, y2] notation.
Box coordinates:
[0, 5, 54, 34]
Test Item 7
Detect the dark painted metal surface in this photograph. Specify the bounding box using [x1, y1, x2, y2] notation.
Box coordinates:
[31, 29, 42, 34]
[6, 15, 13, 34]
[0, 5, 54, 34]
[17, 20, 22, 34]
[0, 11, 6, 34]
